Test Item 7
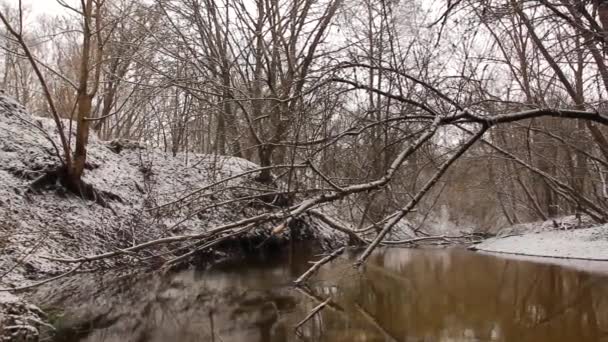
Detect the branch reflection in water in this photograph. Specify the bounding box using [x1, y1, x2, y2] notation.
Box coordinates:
[32, 246, 608, 342]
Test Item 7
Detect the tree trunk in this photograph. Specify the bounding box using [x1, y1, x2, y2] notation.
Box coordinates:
[257, 145, 274, 183]
[70, 94, 92, 181]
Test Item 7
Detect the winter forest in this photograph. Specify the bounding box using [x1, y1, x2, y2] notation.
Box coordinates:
[2, 0, 608, 341]
[3, 0, 608, 228]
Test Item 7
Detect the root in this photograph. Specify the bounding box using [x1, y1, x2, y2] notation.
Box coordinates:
[26, 166, 122, 209]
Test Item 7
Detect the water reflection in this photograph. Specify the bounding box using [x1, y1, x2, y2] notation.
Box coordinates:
[35, 247, 608, 342]
[316, 248, 608, 342]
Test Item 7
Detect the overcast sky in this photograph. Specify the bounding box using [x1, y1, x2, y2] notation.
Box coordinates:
[21, 0, 71, 16]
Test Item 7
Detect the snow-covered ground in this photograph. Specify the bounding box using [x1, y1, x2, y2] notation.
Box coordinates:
[474, 225, 608, 267]
[0, 93, 348, 339]
[0, 92, 347, 287]
[0, 292, 49, 341]
[479, 250, 608, 275]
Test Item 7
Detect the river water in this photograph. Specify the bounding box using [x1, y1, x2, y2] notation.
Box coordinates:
[35, 247, 608, 342]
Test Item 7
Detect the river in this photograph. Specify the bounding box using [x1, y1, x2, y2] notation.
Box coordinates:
[32, 246, 608, 342]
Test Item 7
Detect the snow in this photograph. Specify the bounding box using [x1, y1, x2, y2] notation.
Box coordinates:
[0, 92, 345, 288]
[0, 291, 46, 341]
[493, 214, 595, 236]
[478, 251, 608, 275]
[470, 215, 608, 274]
[0, 92, 350, 339]
[474, 225, 608, 261]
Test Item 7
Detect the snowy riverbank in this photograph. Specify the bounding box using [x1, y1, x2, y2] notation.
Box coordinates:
[473, 223, 608, 274]
[0, 93, 347, 340]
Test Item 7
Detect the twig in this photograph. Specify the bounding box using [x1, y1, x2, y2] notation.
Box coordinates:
[354, 303, 399, 342]
[0, 232, 47, 280]
[165, 223, 256, 266]
[147, 164, 308, 211]
[309, 210, 366, 244]
[294, 297, 331, 331]
[355, 126, 487, 266]
[293, 247, 345, 286]
[0, 263, 83, 292]
[41, 213, 273, 263]
[295, 286, 345, 313]
[380, 235, 473, 245]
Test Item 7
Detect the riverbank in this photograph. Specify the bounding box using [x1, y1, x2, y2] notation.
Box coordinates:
[0, 94, 347, 340]
[472, 217, 608, 272]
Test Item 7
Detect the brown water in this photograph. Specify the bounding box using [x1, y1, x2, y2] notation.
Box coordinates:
[36, 247, 608, 342]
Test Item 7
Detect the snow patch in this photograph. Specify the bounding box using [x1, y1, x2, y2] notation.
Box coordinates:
[474, 225, 608, 261]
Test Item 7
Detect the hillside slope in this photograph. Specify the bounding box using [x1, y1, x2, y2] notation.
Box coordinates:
[0, 93, 346, 340]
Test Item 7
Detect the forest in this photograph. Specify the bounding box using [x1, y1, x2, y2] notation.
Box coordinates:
[2, 0, 608, 230]
[1, 0, 608, 341]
